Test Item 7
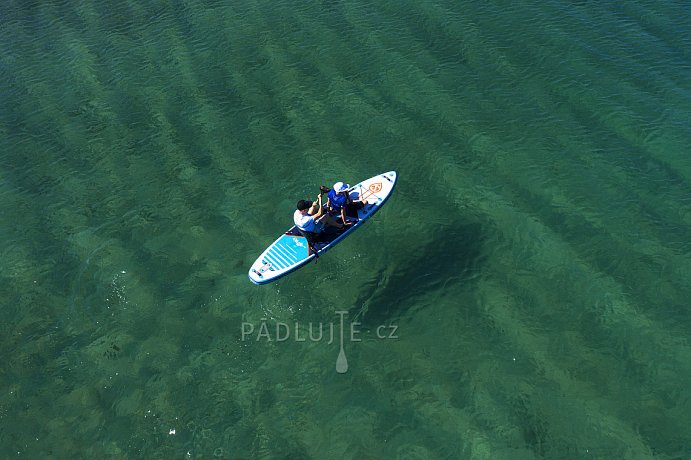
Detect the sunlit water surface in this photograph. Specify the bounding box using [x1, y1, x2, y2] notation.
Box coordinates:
[1, 0, 689, 458]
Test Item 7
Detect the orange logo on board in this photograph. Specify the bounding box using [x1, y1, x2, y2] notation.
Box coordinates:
[369, 183, 382, 193]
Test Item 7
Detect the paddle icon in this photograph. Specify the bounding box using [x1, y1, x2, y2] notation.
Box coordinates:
[336, 311, 348, 373]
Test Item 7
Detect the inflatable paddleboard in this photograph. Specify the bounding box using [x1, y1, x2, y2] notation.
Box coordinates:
[248, 171, 397, 285]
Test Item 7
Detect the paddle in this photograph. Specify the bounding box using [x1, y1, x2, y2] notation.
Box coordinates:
[336, 311, 348, 373]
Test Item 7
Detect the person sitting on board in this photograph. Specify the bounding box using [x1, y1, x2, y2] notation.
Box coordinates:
[326, 181, 367, 226]
[294, 192, 343, 238]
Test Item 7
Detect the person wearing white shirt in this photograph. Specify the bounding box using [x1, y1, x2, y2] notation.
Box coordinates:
[293, 191, 343, 234]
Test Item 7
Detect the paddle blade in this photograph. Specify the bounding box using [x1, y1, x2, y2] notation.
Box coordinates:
[336, 349, 348, 374]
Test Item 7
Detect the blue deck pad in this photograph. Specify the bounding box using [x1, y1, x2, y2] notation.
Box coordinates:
[262, 235, 310, 270]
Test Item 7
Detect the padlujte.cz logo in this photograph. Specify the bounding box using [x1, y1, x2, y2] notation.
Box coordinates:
[241, 311, 398, 373]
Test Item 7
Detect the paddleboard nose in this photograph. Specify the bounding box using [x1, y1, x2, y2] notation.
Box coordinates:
[383, 171, 397, 183]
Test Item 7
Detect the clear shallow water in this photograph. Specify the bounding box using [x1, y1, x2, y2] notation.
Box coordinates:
[1, 0, 689, 458]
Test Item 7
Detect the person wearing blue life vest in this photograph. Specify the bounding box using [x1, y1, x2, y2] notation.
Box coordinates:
[293, 189, 343, 235]
[327, 181, 367, 226]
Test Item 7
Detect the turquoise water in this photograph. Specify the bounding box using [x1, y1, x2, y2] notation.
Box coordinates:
[1, 0, 690, 458]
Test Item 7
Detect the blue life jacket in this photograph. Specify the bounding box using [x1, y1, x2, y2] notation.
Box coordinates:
[328, 189, 347, 211]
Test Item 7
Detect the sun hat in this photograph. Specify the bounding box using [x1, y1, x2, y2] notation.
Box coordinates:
[333, 182, 350, 193]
